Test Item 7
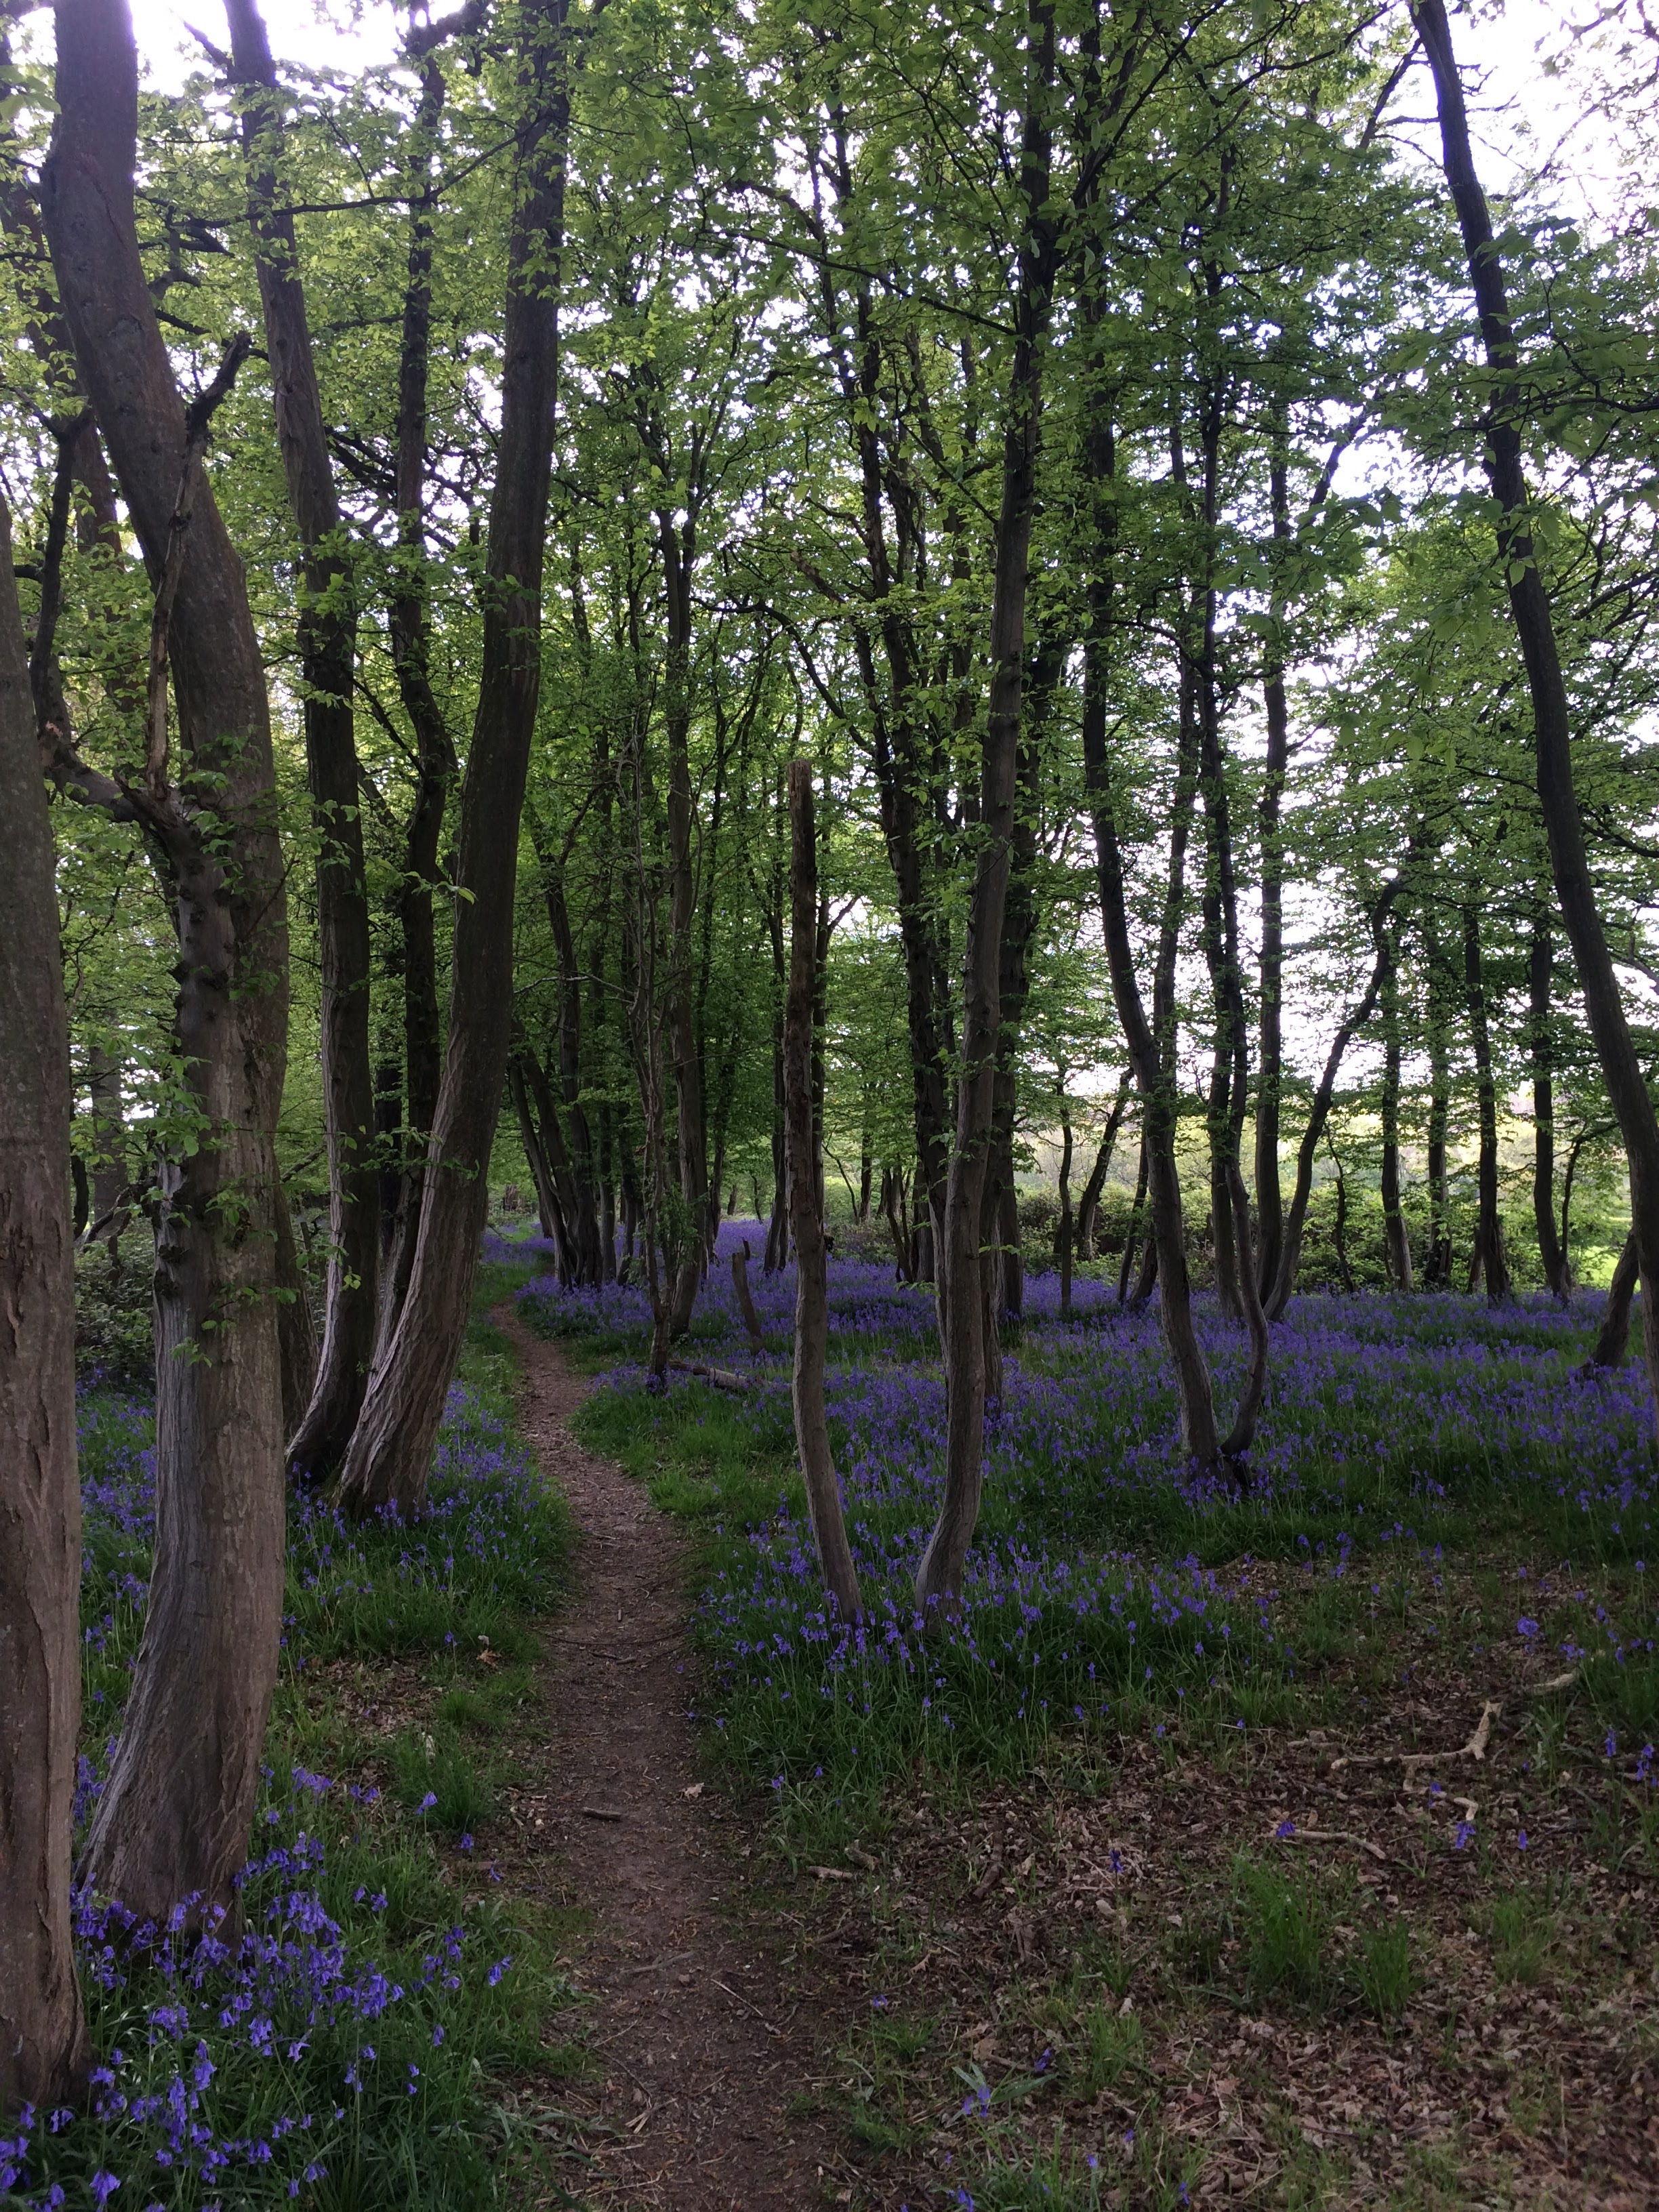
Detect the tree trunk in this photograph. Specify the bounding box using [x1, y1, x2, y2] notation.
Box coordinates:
[1265, 876, 1407, 1322]
[1529, 913, 1570, 1301]
[335, 0, 568, 1519]
[1584, 1231, 1637, 1372]
[1056, 1096, 1074, 1320]
[0, 494, 87, 2110]
[1079, 375, 1216, 1456]
[1116, 1130, 1149, 1302]
[43, 0, 290, 1921]
[916, 0, 1056, 1609]
[273, 1178, 319, 1441]
[85, 1044, 129, 1250]
[1075, 1073, 1131, 1261]
[785, 760, 863, 1620]
[1424, 915, 1453, 1287]
[1255, 412, 1290, 1296]
[227, 0, 377, 1482]
[1416, 0, 1659, 1425]
[732, 1240, 765, 1351]
[660, 504, 707, 1335]
[1380, 926, 1414, 1292]
[1462, 903, 1511, 1305]
[380, 41, 462, 1344]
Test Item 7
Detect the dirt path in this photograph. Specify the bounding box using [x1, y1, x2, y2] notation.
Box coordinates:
[496, 1308, 855, 2211]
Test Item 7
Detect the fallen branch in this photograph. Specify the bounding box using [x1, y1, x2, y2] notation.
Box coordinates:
[1329, 1698, 1501, 1774]
[712, 1975, 783, 2036]
[808, 1864, 854, 1883]
[668, 1355, 752, 1393]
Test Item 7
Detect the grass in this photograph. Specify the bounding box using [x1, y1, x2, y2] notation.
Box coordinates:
[518, 1246, 1659, 2203]
[8, 1248, 577, 2212]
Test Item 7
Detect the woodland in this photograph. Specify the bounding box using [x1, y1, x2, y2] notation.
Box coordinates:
[4, 0, 1659, 2204]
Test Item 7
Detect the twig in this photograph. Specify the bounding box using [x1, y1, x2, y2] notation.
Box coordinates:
[1330, 1698, 1501, 1774]
[1273, 1826, 1387, 1865]
[807, 1864, 853, 1883]
[970, 1846, 1005, 1900]
[579, 1803, 626, 1822]
[712, 1977, 782, 2036]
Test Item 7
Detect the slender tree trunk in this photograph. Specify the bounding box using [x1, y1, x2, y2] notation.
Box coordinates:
[1256, 414, 1290, 1296]
[1416, 0, 1659, 1422]
[916, 0, 1056, 1608]
[1117, 1132, 1149, 1303]
[227, 0, 377, 1481]
[380, 42, 462, 1343]
[1265, 876, 1408, 1321]
[732, 1240, 765, 1351]
[1057, 1095, 1074, 1320]
[0, 495, 87, 2110]
[1584, 1231, 1638, 1373]
[1075, 1073, 1131, 1261]
[660, 508, 707, 1334]
[85, 1045, 129, 1251]
[336, 0, 568, 1518]
[1078, 365, 1216, 1454]
[1424, 916, 1453, 1287]
[1529, 913, 1570, 1300]
[785, 761, 863, 1619]
[1380, 926, 1414, 1292]
[273, 1179, 319, 1441]
[43, 0, 290, 1920]
[1462, 903, 1511, 1305]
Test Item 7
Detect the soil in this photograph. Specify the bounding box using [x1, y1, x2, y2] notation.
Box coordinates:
[495, 1307, 857, 2211]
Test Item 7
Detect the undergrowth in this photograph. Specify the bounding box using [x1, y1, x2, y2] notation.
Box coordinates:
[5, 1250, 575, 2212]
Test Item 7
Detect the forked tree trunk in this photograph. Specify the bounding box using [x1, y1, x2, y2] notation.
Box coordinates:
[1416, 0, 1659, 1427]
[916, 0, 1057, 1610]
[784, 761, 863, 1620]
[227, 0, 377, 1482]
[0, 496, 87, 2110]
[1529, 913, 1570, 1301]
[335, 0, 569, 1519]
[43, 0, 290, 1921]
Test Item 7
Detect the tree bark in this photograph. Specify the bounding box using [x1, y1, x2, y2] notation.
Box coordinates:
[0, 494, 88, 2110]
[380, 39, 463, 1343]
[1529, 913, 1570, 1300]
[1056, 1095, 1074, 1319]
[1415, 0, 1659, 1422]
[227, 0, 377, 1481]
[1255, 412, 1291, 1296]
[1462, 902, 1511, 1305]
[1265, 874, 1408, 1322]
[916, 0, 1057, 1609]
[336, 0, 569, 1518]
[1380, 924, 1414, 1292]
[1423, 912, 1453, 1287]
[273, 1178, 319, 1441]
[785, 761, 863, 1620]
[1074, 1073, 1131, 1261]
[1584, 1231, 1637, 1372]
[43, 0, 290, 1921]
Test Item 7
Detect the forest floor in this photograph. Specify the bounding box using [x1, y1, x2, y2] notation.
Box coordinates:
[495, 1307, 870, 2209]
[491, 1257, 1659, 2212]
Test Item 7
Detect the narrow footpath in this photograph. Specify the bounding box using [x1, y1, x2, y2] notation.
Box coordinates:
[495, 1308, 856, 2211]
